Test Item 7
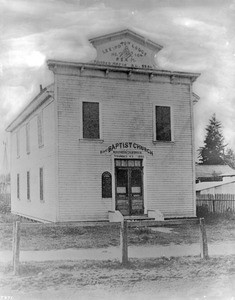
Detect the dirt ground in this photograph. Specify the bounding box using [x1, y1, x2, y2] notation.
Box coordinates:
[0, 213, 235, 299]
[0, 256, 235, 300]
[1, 213, 235, 251]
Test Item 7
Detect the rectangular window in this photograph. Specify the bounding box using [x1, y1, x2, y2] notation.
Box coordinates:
[17, 174, 20, 199]
[82, 102, 100, 139]
[26, 123, 30, 154]
[39, 167, 44, 201]
[27, 171, 30, 201]
[155, 106, 171, 141]
[16, 131, 20, 157]
[37, 111, 44, 147]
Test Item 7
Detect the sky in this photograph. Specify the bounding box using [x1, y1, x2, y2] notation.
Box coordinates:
[1, 0, 235, 168]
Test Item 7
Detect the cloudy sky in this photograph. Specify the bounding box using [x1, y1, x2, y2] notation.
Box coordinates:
[1, 0, 235, 166]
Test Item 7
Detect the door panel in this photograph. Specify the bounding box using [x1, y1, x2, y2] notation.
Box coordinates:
[115, 160, 144, 216]
[130, 168, 144, 215]
[116, 168, 129, 215]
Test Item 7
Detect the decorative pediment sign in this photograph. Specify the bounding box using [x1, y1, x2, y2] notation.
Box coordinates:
[89, 29, 163, 69]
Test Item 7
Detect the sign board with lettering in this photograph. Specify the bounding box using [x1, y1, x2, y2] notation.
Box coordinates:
[89, 29, 163, 69]
[100, 142, 153, 159]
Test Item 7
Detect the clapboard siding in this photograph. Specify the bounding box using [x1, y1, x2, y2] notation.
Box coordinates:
[56, 70, 195, 221]
[10, 100, 57, 222]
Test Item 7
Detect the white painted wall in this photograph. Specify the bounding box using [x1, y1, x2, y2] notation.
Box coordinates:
[10, 100, 57, 222]
[55, 68, 195, 221]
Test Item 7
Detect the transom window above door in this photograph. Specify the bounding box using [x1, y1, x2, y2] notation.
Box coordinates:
[115, 159, 142, 167]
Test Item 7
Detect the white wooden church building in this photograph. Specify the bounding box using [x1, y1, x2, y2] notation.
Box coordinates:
[6, 29, 200, 222]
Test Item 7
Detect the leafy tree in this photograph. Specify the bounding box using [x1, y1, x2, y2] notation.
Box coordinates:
[198, 114, 226, 165]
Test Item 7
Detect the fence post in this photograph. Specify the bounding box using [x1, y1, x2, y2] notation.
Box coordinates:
[120, 220, 128, 265]
[13, 221, 21, 275]
[199, 218, 209, 259]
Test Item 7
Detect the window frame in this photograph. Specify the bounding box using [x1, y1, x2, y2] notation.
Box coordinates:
[81, 101, 102, 140]
[27, 171, 30, 201]
[153, 104, 173, 142]
[102, 172, 112, 198]
[17, 173, 20, 200]
[39, 167, 44, 202]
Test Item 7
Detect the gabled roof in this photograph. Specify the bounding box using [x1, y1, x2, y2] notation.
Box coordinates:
[6, 84, 54, 132]
[195, 178, 235, 191]
[196, 164, 234, 178]
[89, 29, 163, 52]
[89, 28, 163, 70]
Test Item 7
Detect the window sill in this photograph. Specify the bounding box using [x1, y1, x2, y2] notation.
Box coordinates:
[152, 140, 175, 145]
[79, 139, 104, 143]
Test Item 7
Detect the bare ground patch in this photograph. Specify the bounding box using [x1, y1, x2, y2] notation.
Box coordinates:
[0, 214, 235, 251]
[0, 256, 235, 299]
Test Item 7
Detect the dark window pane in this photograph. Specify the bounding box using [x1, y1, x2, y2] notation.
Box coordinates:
[156, 106, 171, 141]
[102, 172, 112, 198]
[116, 169, 128, 195]
[27, 171, 30, 200]
[39, 168, 44, 201]
[131, 169, 142, 195]
[83, 102, 100, 139]
[17, 174, 20, 199]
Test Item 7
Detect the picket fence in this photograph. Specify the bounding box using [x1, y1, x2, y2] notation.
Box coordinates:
[196, 194, 235, 213]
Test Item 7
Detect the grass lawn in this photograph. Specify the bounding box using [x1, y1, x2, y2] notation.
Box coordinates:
[0, 212, 235, 251]
[0, 255, 235, 299]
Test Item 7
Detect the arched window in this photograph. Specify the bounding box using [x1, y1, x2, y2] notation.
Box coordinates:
[102, 172, 112, 198]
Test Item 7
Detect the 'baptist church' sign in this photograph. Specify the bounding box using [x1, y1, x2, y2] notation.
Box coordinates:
[89, 29, 163, 69]
[100, 142, 153, 156]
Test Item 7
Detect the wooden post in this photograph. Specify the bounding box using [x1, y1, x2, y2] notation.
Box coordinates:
[13, 221, 21, 275]
[120, 220, 128, 265]
[199, 218, 209, 259]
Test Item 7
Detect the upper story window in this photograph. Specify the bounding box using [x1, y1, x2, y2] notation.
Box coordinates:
[82, 102, 100, 139]
[37, 111, 44, 147]
[155, 106, 172, 142]
[26, 123, 30, 154]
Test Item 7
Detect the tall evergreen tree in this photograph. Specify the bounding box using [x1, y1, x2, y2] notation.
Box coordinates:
[198, 114, 226, 165]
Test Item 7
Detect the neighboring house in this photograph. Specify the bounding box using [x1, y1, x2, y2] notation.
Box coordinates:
[196, 178, 235, 195]
[6, 29, 200, 223]
[195, 164, 235, 183]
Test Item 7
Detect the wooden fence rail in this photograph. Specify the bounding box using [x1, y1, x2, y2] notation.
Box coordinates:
[196, 194, 235, 213]
[11, 218, 208, 275]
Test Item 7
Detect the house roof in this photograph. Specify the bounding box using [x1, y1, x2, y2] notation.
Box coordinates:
[89, 29, 163, 52]
[195, 164, 234, 178]
[195, 178, 235, 191]
[6, 84, 54, 132]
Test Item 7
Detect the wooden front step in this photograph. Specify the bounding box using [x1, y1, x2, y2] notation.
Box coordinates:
[124, 215, 155, 221]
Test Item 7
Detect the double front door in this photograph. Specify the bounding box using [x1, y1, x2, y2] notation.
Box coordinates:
[115, 159, 144, 216]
